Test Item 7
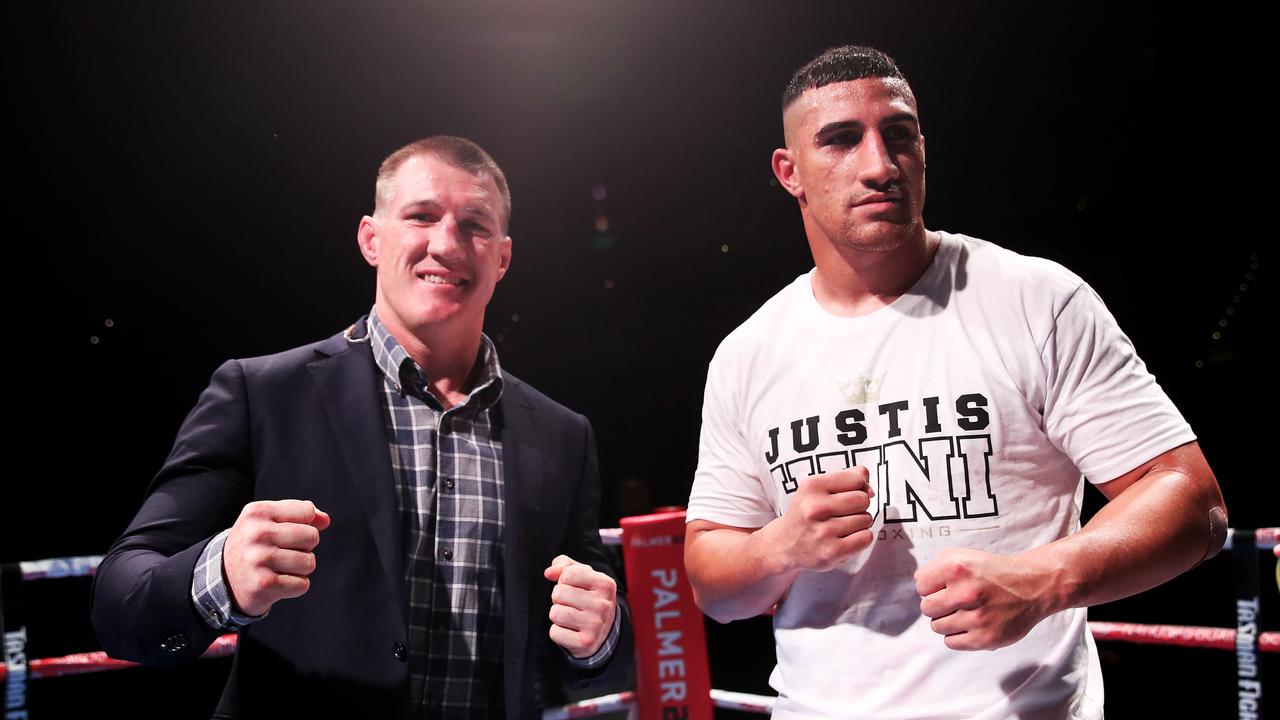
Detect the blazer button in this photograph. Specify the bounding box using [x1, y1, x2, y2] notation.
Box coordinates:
[159, 633, 189, 653]
[393, 640, 407, 662]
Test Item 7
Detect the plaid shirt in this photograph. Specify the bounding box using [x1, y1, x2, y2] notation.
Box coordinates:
[192, 309, 617, 717]
[369, 309, 508, 716]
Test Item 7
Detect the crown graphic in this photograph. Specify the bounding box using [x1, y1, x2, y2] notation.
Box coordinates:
[836, 375, 885, 405]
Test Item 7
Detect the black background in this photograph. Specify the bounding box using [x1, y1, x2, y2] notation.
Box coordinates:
[5, 1, 1272, 717]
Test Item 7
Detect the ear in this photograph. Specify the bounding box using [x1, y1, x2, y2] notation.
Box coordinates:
[920, 133, 927, 169]
[771, 148, 804, 200]
[496, 235, 513, 281]
[356, 216, 379, 267]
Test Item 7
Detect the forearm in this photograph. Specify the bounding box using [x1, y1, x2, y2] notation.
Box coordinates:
[1030, 445, 1225, 615]
[92, 540, 224, 665]
[685, 520, 799, 623]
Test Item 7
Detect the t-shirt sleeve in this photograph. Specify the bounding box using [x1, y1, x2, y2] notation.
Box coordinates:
[1040, 283, 1196, 483]
[686, 354, 778, 528]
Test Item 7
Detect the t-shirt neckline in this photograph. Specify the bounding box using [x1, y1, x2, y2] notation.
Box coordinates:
[796, 231, 958, 333]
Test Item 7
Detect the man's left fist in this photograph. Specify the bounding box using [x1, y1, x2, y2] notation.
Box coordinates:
[544, 554, 617, 658]
[915, 547, 1055, 651]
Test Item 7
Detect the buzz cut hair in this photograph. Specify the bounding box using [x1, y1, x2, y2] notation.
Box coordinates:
[373, 135, 512, 232]
[781, 45, 908, 112]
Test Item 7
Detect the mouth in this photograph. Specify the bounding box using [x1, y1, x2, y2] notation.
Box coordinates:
[853, 193, 903, 209]
[419, 272, 468, 287]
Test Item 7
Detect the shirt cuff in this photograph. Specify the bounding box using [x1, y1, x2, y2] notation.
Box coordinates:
[190, 528, 268, 630]
[563, 601, 622, 669]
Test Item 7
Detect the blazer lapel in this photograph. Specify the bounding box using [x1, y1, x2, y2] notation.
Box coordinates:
[499, 378, 540, 706]
[308, 327, 406, 624]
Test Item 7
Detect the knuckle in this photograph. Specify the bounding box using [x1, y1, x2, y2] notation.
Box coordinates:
[241, 547, 266, 568]
[246, 524, 274, 547]
[253, 573, 276, 596]
[588, 571, 615, 595]
[595, 597, 613, 618]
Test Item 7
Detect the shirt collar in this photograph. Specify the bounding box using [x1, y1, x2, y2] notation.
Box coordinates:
[367, 308, 504, 411]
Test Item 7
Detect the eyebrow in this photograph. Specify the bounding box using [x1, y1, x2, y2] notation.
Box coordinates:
[403, 198, 443, 212]
[402, 198, 498, 225]
[814, 113, 920, 141]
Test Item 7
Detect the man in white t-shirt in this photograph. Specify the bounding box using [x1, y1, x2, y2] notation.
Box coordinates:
[683, 45, 1227, 719]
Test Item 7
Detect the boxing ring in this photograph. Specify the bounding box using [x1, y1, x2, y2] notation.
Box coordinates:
[2, 515, 1275, 718]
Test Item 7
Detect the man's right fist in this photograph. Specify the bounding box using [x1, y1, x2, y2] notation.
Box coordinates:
[224, 499, 330, 617]
[773, 466, 875, 573]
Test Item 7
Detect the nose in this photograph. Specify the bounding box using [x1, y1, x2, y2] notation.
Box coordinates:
[428, 214, 467, 263]
[856, 131, 901, 189]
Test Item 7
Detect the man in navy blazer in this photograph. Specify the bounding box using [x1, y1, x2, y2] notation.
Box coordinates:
[92, 136, 632, 718]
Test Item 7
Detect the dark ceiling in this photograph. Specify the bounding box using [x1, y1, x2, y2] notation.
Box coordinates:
[10, 0, 1266, 564]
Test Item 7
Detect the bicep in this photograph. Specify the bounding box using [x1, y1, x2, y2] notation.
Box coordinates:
[1093, 441, 1219, 503]
[563, 414, 614, 577]
[689, 367, 777, 528]
[685, 519, 761, 567]
[122, 359, 256, 552]
[1042, 285, 1196, 483]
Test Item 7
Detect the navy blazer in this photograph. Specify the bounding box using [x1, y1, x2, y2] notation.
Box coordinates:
[91, 319, 632, 719]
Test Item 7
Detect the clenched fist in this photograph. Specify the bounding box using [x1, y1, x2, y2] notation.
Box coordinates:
[544, 555, 617, 659]
[224, 499, 331, 617]
[915, 547, 1055, 651]
[773, 466, 876, 573]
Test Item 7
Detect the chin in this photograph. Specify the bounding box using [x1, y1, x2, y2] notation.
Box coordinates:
[382, 301, 454, 332]
[842, 217, 925, 250]
[836, 232, 910, 253]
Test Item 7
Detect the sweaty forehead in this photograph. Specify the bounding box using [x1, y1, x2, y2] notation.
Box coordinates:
[783, 77, 919, 144]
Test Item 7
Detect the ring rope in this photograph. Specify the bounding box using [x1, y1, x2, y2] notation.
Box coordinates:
[4, 525, 1275, 716]
[3, 620, 1272, 685]
[12, 526, 1275, 582]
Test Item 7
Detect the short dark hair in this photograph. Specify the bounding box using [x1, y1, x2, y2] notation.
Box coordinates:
[782, 45, 908, 111]
[374, 135, 512, 232]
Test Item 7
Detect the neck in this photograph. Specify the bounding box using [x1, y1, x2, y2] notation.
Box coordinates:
[807, 224, 939, 317]
[373, 300, 484, 409]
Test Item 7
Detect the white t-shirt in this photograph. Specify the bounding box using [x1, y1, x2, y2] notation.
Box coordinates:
[687, 232, 1195, 720]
